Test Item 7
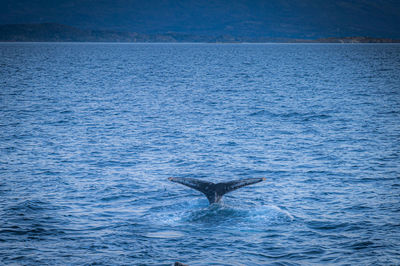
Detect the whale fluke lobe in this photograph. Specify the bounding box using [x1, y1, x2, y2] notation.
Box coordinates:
[168, 177, 266, 204]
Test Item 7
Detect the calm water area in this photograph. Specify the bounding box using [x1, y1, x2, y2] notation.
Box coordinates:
[0, 43, 399, 265]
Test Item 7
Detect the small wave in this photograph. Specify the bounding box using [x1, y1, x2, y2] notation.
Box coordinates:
[0, 225, 65, 237]
[306, 220, 349, 231]
[376, 68, 392, 72]
[249, 110, 332, 123]
[219, 141, 237, 146]
[302, 114, 332, 122]
[349, 240, 375, 250]
[249, 110, 275, 117]
[144, 230, 185, 239]
[8, 199, 54, 212]
[99, 194, 132, 202]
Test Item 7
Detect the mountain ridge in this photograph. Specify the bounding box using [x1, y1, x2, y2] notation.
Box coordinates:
[1, 0, 400, 39]
[1, 23, 399, 43]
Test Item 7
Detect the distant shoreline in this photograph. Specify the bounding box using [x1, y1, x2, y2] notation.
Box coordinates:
[1, 23, 399, 43]
[1, 41, 400, 45]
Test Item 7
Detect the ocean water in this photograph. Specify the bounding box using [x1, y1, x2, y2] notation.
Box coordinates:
[0, 43, 399, 265]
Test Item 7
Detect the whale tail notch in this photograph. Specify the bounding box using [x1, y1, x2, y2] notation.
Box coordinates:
[168, 177, 266, 204]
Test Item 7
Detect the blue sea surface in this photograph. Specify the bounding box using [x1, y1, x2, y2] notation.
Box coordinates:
[0, 43, 399, 265]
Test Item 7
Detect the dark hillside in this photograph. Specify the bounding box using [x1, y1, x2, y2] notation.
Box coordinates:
[0, 0, 399, 39]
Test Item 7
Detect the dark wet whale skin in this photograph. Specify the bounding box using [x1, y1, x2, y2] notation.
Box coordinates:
[168, 177, 266, 204]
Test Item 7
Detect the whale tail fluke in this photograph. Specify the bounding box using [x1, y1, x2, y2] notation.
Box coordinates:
[168, 177, 266, 204]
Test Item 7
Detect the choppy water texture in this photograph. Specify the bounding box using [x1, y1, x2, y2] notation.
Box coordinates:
[1, 43, 400, 265]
